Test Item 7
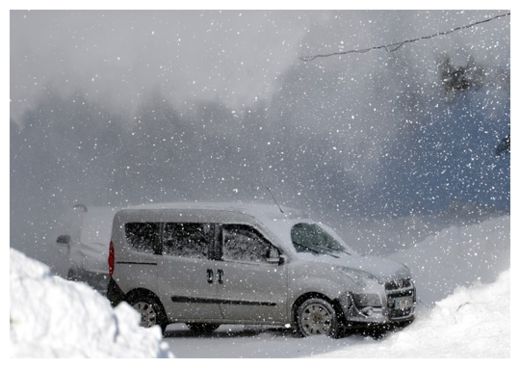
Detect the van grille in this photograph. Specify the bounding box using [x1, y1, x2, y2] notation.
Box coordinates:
[385, 279, 416, 320]
[388, 307, 414, 319]
[385, 278, 413, 290]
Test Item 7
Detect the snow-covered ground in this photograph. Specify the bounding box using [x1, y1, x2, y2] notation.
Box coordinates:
[10, 249, 173, 358]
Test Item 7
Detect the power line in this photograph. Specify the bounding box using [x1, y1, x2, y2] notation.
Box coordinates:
[300, 12, 510, 62]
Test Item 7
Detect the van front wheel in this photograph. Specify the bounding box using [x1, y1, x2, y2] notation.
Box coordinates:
[187, 323, 220, 334]
[296, 298, 340, 338]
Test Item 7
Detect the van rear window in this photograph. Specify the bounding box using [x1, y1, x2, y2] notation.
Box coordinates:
[125, 223, 160, 254]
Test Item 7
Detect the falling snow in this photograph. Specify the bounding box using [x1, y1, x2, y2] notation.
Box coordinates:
[10, 10, 510, 358]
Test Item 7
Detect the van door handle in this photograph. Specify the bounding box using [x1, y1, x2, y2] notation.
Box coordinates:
[207, 269, 214, 284]
[217, 269, 224, 284]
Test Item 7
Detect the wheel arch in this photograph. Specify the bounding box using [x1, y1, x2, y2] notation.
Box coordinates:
[124, 287, 169, 325]
[125, 287, 162, 304]
[291, 291, 346, 326]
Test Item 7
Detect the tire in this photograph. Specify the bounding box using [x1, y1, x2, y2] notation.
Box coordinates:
[186, 323, 220, 335]
[296, 297, 341, 338]
[126, 292, 169, 335]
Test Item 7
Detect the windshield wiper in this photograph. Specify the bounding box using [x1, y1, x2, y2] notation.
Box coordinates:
[293, 241, 340, 258]
[339, 248, 352, 256]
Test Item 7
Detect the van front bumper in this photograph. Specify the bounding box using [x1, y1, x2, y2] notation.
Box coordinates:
[338, 284, 416, 324]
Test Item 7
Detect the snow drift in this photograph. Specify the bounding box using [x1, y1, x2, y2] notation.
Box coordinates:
[318, 215, 511, 358]
[10, 248, 173, 358]
[315, 269, 510, 358]
[391, 215, 510, 305]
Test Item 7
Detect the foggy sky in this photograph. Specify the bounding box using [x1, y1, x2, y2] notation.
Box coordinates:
[10, 10, 510, 264]
[11, 10, 509, 121]
[11, 10, 316, 121]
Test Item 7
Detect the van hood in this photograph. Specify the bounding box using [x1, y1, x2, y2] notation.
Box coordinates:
[305, 253, 411, 283]
[339, 254, 411, 282]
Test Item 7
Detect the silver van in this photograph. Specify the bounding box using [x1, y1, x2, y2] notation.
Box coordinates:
[107, 202, 415, 337]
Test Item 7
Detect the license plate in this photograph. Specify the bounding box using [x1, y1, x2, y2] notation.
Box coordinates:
[393, 296, 413, 310]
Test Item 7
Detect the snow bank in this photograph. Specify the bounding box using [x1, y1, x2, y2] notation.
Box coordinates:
[391, 215, 509, 305]
[10, 248, 173, 358]
[315, 269, 510, 358]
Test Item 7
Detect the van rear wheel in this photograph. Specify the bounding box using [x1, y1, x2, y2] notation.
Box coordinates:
[186, 323, 220, 334]
[127, 293, 168, 334]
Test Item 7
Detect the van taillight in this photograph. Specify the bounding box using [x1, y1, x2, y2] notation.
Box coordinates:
[108, 241, 115, 277]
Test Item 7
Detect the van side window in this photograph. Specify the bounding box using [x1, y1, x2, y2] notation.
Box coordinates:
[222, 224, 272, 263]
[162, 223, 211, 259]
[125, 223, 160, 254]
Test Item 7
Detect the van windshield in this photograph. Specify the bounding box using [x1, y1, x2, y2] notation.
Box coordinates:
[291, 223, 351, 257]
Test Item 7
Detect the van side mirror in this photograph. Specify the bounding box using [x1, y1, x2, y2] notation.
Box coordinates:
[278, 255, 287, 266]
[56, 234, 71, 246]
[266, 247, 285, 265]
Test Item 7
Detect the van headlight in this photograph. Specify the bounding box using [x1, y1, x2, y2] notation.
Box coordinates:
[338, 267, 382, 290]
[351, 293, 382, 308]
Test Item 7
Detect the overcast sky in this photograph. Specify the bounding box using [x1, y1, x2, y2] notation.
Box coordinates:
[11, 10, 319, 120]
[11, 10, 509, 121]
[10, 10, 510, 264]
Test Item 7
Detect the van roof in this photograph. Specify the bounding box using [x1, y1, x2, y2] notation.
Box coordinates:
[124, 201, 306, 220]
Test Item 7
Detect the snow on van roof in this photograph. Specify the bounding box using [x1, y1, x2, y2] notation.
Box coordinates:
[124, 201, 307, 220]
